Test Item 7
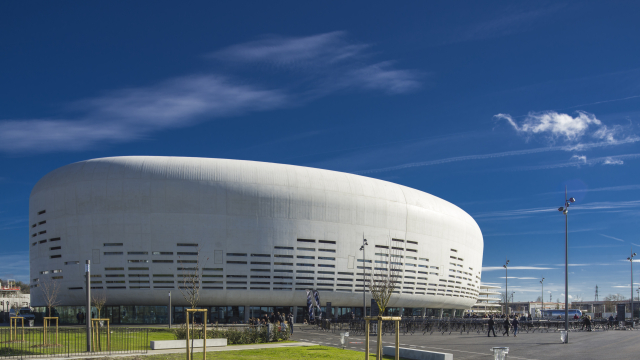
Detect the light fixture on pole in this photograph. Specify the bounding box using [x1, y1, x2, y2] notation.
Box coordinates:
[558, 186, 575, 344]
[360, 237, 368, 318]
[627, 249, 637, 323]
[540, 278, 545, 319]
[503, 259, 509, 316]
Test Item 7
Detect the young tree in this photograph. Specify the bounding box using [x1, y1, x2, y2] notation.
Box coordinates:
[178, 248, 209, 310]
[367, 243, 401, 316]
[91, 290, 108, 319]
[178, 248, 208, 360]
[39, 277, 61, 317]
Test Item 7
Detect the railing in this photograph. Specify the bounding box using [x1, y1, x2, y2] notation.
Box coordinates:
[311, 318, 637, 336]
[0, 327, 148, 359]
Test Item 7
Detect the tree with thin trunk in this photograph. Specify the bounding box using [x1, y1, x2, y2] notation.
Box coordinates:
[178, 248, 209, 360]
[92, 290, 107, 319]
[39, 277, 61, 318]
[367, 244, 402, 315]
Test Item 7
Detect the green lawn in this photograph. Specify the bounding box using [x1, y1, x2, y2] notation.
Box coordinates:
[77, 346, 402, 360]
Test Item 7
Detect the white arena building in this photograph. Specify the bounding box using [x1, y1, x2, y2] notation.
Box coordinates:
[29, 156, 483, 324]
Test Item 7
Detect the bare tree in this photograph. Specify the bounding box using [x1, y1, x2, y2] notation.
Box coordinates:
[178, 248, 209, 360]
[603, 293, 626, 312]
[178, 248, 209, 310]
[573, 293, 583, 303]
[92, 290, 108, 319]
[367, 242, 402, 316]
[39, 278, 61, 317]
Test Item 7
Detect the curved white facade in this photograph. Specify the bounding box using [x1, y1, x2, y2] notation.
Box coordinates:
[29, 156, 483, 310]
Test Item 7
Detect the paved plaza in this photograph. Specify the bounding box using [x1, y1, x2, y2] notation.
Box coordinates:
[292, 325, 640, 359]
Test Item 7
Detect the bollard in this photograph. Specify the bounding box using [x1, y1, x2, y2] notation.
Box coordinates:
[491, 347, 509, 360]
[340, 332, 345, 349]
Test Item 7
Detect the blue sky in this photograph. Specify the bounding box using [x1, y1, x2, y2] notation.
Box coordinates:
[2, 1, 640, 302]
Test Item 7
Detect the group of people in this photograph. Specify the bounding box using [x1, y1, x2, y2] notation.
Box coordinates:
[573, 313, 594, 331]
[487, 315, 520, 337]
[248, 312, 294, 334]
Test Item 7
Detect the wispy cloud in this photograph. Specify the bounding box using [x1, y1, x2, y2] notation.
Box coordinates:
[499, 277, 540, 280]
[0, 32, 421, 153]
[212, 32, 422, 96]
[512, 153, 638, 171]
[354, 138, 638, 174]
[538, 184, 640, 196]
[0, 76, 288, 152]
[0, 251, 29, 282]
[485, 227, 600, 236]
[483, 266, 554, 272]
[449, 6, 562, 43]
[600, 234, 625, 242]
[475, 199, 640, 220]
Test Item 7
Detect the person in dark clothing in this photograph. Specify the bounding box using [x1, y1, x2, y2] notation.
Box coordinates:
[288, 313, 294, 334]
[512, 317, 519, 337]
[269, 312, 276, 324]
[487, 316, 497, 337]
[502, 318, 510, 336]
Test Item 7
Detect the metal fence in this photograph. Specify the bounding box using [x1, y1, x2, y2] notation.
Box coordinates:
[0, 326, 148, 359]
[313, 318, 637, 336]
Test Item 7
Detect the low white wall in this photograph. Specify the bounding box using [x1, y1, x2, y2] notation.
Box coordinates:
[382, 346, 452, 360]
[150, 339, 227, 350]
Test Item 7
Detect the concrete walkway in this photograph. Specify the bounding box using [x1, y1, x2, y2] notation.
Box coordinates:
[51, 341, 317, 360]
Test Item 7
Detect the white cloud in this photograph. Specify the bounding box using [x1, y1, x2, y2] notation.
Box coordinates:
[603, 157, 624, 165]
[355, 138, 639, 175]
[212, 31, 368, 67]
[600, 234, 625, 242]
[0, 32, 421, 153]
[0, 76, 288, 153]
[475, 199, 640, 220]
[483, 266, 554, 271]
[495, 110, 632, 144]
[213, 32, 421, 95]
[512, 153, 640, 171]
[570, 154, 587, 164]
[0, 251, 29, 283]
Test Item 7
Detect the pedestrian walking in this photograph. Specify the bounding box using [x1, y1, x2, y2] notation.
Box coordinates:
[512, 317, 519, 337]
[487, 316, 497, 337]
[502, 318, 510, 336]
[288, 313, 294, 334]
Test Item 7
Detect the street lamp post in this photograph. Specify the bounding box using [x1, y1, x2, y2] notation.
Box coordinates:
[540, 278, 545, 319]
[503, 259, 509, 316]
[558, 186, 575, 344]
[360, 237, 368, 318]
[627, 250, 637, 323]
[168, 292, 172, 329]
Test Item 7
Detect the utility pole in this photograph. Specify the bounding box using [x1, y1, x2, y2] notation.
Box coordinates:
[558, 187, 575, 344]
[85, 260, 91, 352]
[360, 235, 368, 318]
[540, 278, 545, 319]
[168, 292, 172, 329]
[628, 249, 637, 323]
[503, 258, 509, 316]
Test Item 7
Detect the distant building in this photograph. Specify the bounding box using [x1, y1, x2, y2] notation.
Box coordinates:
[470, 284, 501, 315]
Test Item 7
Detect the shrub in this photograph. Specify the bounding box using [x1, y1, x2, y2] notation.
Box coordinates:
[173, 323, 290, 344]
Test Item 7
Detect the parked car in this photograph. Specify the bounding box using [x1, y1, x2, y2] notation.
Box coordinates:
[9, 308, 36, 321]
